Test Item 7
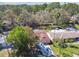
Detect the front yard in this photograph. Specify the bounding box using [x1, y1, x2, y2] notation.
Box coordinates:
[50, 41, 79, 57]
[75, 24, 79, 29]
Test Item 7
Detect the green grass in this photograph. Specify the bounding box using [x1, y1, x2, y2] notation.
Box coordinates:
[66, 44, 79, 55]
[50, 45, 72, 57]
[75, 24, 79, 29]
[50, 42, 79, 57]
[66, 47, 79, 55]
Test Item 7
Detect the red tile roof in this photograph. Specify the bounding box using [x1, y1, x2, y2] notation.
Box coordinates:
[34, 30, 50, 44]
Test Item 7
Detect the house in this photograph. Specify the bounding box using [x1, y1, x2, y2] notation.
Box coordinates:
[34, 29, 79, 43]
[0, 34, 6, 48]
[47, 29, 79, 41]
[34, 29, 51, 44]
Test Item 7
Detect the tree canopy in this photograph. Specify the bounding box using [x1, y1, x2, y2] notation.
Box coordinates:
[7, 26, 39, 56]
[0, 2, 79, 31]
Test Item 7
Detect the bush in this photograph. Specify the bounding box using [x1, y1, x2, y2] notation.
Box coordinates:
[64, 39, 75, 43]
[75, 24, 79, 29]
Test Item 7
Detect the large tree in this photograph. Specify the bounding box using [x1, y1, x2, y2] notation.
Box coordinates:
[7, 26, 39, 56]
[46, 2, 60, 11]
[2, 9, 17, 27]
[50, 9, 70, 27]
[35, 10, 52, 24]
[62, 3, 79, 16]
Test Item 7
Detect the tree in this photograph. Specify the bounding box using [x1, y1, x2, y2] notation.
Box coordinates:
[17, 10, 33, 26]
[11, 6, 22, 16]
[50, 9, 70, 27]
[35, 10, 52, 24]
[7, 26, 39, 56]
[41, 3, 47, 10]
[46, 2, 60, 11]
[0, 20, 3, 33]
[31, 3, 47, 13]
[62, 3, 79, 16]
[0, 11, 4, 20]
[2, 9, 17, 28]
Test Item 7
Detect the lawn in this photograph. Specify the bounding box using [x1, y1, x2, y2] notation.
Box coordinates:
[75, 24, 79, 29]
[50, 42, 79, 57]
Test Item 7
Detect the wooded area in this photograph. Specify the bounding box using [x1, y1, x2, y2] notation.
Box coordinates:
[0, 2, 79, 32]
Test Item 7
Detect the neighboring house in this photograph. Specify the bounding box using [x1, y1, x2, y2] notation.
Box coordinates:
[34, 29, 51, 44]
[0, 34, 6, 48]
[0, 34, 13, 49]
[48, 29, 79, 41]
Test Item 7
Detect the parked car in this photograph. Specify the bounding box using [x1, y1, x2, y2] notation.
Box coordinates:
[36, 42, 54, 57]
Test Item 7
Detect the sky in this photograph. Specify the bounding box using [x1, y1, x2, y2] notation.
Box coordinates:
[0, 2, 51, 5]
[0, 0, 79, 2]
[0, 0, 55, 2]
[0, 0, 79, 5]
[0, 2, 79, 5]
